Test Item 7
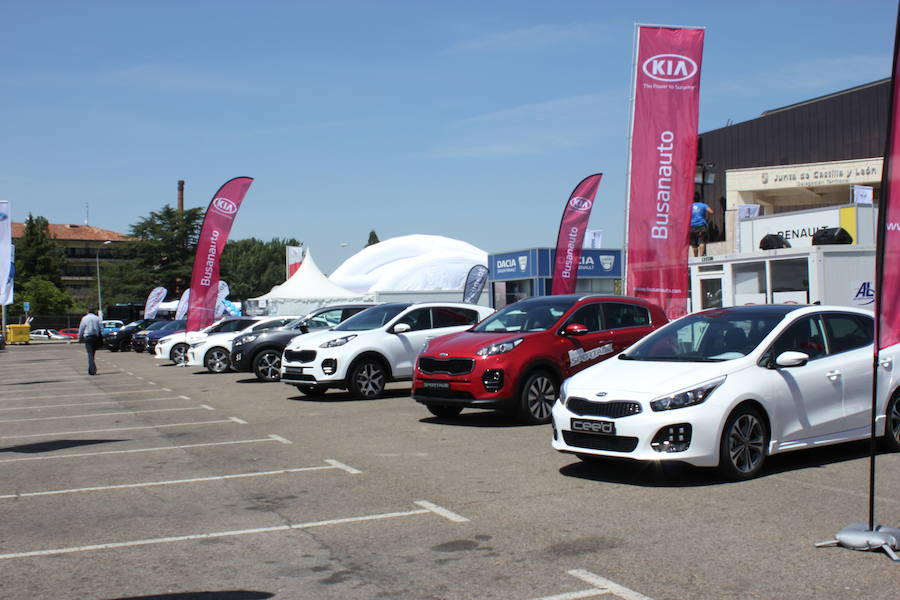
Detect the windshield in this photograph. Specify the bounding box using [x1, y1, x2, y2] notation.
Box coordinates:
[143, 321, 171, 332]
[334, 304, 410, 331]
[159, 319, 185, 331]
[623, 310, 788, 362]
[473, 297, 576, 333]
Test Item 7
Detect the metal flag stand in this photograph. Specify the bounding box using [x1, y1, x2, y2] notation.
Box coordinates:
[815, 0, 900, 563]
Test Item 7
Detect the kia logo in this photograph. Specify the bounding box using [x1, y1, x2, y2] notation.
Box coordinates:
[569, 196, 593, 211]
[212, 197, 238, 216]
[642, 53, 698, 82]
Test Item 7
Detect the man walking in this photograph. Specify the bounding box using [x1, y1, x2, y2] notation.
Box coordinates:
[78, 307, 102, 375]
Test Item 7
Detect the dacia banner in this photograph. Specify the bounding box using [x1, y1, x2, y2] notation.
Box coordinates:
[186, 177, 254, 331]
[143, 286, 168, 319]
[625, 25, 704, 319]
[462, 264, 488, 304]
[877, 10, 900, 350]
[175, 289, 190, 320]
[286, 245, 303, 278]
[0, 201, 11, 305]
[551, 174, 602, 295]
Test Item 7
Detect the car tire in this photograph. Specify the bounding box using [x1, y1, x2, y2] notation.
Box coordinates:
[517, 371, 557, 425]
[349, 358, 387, 399]
[426, 404, 463, 418]
[295, 384, 329, 396]
[253, 350, 282, 382]
[882, 391, 900, 452]
[204, 347, 230, 374]
[718, 405, 767, 480]
[170, 343, 189, 365]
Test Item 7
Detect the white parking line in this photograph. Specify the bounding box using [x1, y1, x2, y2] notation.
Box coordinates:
[531, 570, 659, 600]
[268, 434, 293, 445]
[0, 462, 354, 499]
[0, 500, 466, 559]
[325, 459, 362, 474]
[0, 435, 286, 464]
[0, 397, 190, 412]
[0, 418, 243, 440]
[0, 406, 211, 424]
[0, 389, 162, 402]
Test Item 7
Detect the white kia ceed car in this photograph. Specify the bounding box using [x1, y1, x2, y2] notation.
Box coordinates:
[155, 316, 262, 365]
[281, 302, 494, 398]
[185, 316, 296, 373]
[552, 304, 900, 479]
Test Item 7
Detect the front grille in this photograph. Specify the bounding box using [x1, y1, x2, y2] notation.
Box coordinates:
[418, 357, 475, 375]
[284, 350, 316, 363]
[282, 367, 315, 383]
[562, 431, 638, 452]
[566, 397, 641, 418]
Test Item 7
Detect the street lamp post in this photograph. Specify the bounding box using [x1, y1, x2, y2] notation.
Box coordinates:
[96, 240, 111, 320]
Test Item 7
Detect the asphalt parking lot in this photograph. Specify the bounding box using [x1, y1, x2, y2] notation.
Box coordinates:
[1, 342, 899, 599]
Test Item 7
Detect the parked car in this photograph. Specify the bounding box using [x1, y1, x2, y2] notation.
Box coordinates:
[131, 320, 185, 353]
[58, 328, 80, 339]
[551, 304, 900, 480]
[231, 304, 375, 382]
[104, 318, 161, 351]
[29, 328, 70, 340]
[155, 317, 262, 365]
[413, 295, 667, 424]
[281, 302, 494, 398]
[101, 319, 125, 335]
[185, 317, 297, 373]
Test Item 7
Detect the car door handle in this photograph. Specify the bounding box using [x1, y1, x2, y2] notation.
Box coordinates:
[826, 370, 842, 381]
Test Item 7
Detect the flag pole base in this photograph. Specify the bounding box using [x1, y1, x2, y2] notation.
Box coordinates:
[816, 523, 900, 562]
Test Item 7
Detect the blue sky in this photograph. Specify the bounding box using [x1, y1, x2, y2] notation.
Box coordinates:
[2, 0, 896, 274]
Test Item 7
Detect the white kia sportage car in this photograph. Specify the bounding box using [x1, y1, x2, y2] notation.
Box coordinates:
[281, 302, 494, 398]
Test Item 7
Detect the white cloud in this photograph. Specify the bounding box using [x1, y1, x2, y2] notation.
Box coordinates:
[447, 23, 603, 54]
[425, 92, 626, 158]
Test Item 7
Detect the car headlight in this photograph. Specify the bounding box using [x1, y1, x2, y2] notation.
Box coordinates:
[234, 335, 256, 347]
[190, 341, 205, 349]
[475, 338, 524, 357]
[108, 331, 118, 337]
[649, 377, 725, 412]
[320, 334, 356, 348]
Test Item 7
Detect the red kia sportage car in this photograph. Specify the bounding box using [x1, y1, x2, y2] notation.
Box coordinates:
[413, 294, 668, 424]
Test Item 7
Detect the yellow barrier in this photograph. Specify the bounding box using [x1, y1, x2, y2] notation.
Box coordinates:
[5, 324, 30, 343]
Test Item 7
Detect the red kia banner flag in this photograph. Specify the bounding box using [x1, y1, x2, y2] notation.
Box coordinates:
[625, 25, 704, 319]
[186, 177, 254, 331]
[551, 174, 603, 295]
[877, 18, 900, 351]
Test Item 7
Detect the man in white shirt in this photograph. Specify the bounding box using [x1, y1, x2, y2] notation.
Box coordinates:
[78, 308, 102, 375]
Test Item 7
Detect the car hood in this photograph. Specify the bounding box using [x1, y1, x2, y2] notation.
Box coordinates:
[424, 330, 538, 355]
[565, 356, 748, 397]
[285, 327, 364, 350]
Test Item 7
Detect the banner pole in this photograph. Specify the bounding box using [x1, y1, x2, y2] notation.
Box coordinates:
[622, 23, 640, 296]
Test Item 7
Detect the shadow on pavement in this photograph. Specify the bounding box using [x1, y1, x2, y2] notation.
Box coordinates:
[419, 411, 532, 429]
[287, 388, 410, 402]
[0, 439, 125, 454]
[558, 439, 887, 487]
[104, 592, 273, 600]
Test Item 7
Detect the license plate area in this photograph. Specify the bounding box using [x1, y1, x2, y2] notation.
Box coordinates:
[423, 380, 451, 390]
[570, 418, 616, 435]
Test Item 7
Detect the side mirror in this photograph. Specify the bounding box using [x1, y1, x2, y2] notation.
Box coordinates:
[774, 350, 809, 368]
[392, 323, 411, 334]
[562, 323, 588, 337]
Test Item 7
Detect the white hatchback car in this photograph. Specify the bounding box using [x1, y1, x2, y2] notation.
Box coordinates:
[552, 304, 900, 479]
[155, 316, 262, 365]
[186, 316, 297, 373]
[281, 302, 494, 398]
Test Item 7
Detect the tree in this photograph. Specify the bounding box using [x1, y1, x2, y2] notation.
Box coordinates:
[220, 237, 301, 299]
[366, 230, 380, 247]
[14, 214, 67, 287]
[103, 205, 205, 304]
[14, 277, 73, 315]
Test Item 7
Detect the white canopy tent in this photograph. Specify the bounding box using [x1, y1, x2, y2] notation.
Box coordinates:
[330, 234, 488, 293]
[245, 249, 373, 316]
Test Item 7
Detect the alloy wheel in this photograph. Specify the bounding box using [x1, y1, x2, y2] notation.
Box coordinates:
[727, 413, 765, 474]
[353, 361, 385, 398]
